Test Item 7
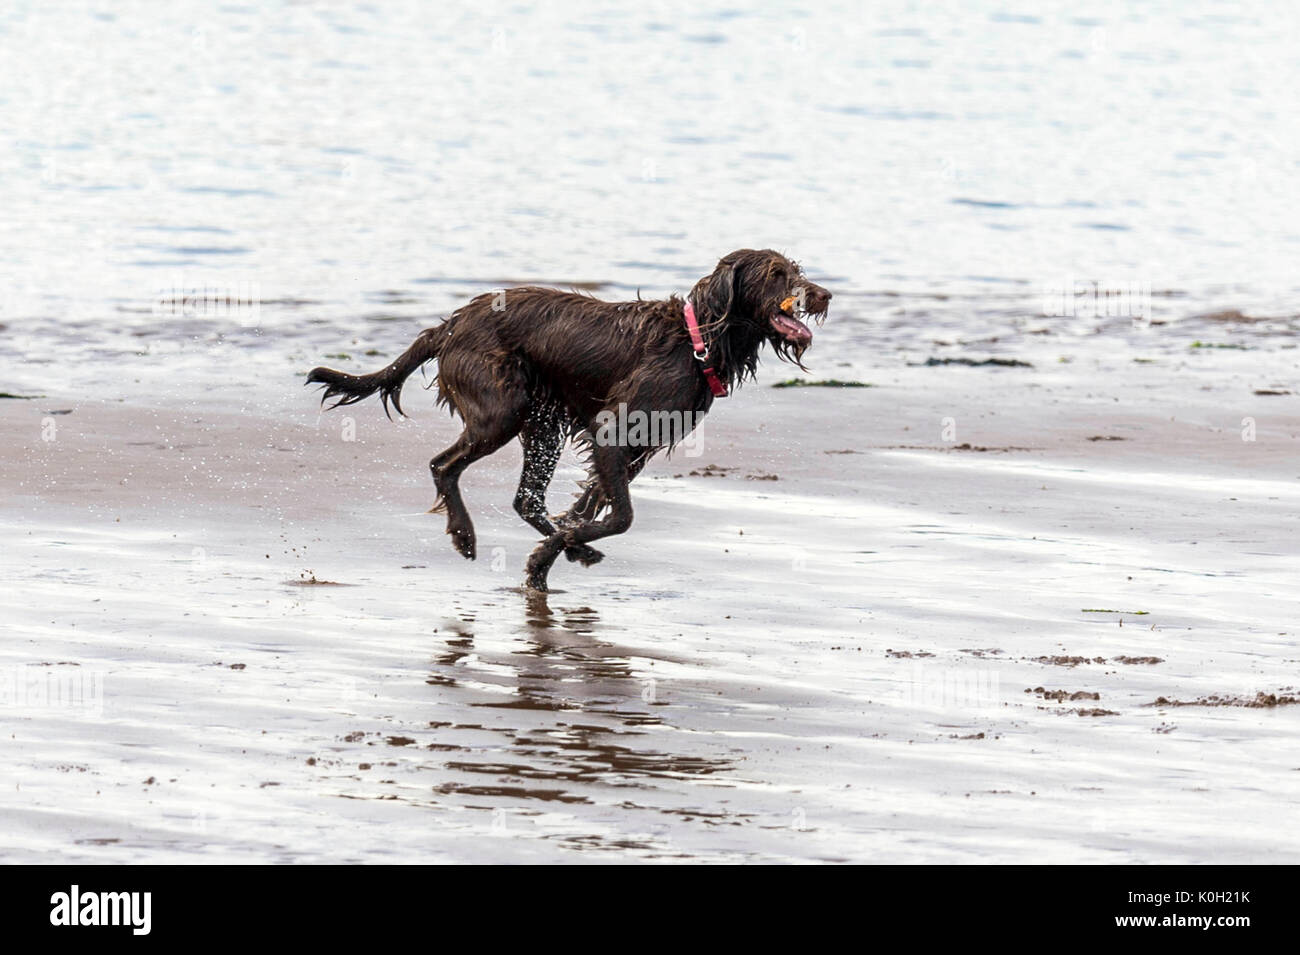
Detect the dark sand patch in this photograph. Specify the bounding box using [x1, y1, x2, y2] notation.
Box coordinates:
[875, 443, 1036, 453]
[1030, 654, 1162, 666]
[1032, 655, 1107, 667]
[1150, 692, 1299, 708]
[1027, 687, 1100, 701]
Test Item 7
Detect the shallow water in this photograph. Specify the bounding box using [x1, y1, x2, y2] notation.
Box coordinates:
[3, 1, 1298, 329]
[3, 1, 1298, 401]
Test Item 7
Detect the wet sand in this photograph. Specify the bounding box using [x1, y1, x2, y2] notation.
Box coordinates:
[2, 330, 1298, 863]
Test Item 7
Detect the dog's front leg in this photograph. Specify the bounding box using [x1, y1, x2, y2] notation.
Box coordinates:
[555, 449, 651, 533]
[526, 444, 634, 591]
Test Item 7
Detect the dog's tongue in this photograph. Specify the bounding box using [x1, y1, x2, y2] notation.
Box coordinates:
[771, 312, 812, 346]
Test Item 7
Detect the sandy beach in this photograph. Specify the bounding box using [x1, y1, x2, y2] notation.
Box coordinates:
[2, 306, 1297, 863]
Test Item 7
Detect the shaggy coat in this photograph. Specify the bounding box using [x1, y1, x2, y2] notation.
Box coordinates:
[308, 248, 832, 590]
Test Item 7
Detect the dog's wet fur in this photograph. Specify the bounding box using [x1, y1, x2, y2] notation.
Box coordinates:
[307, 249, 832, 590]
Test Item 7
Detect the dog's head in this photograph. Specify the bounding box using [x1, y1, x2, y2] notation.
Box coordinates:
[691, 249, 832, 367]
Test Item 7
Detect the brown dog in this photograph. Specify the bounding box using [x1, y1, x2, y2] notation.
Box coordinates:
[308, 249, 832, 590]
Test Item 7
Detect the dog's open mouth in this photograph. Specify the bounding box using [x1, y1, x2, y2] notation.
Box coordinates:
[771, 311, 812, 346]
[772, 297, 813, 346]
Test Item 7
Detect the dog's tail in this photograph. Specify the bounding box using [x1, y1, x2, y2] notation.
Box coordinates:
[306, 326, 444, 419]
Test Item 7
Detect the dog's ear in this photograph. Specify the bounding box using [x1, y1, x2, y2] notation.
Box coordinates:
[698, 263, 740, 323]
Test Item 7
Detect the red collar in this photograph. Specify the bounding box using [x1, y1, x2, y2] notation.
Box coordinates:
[683, 301, 728, 398]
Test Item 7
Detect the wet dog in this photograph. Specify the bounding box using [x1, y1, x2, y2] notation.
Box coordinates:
[308, 249, 832, 590]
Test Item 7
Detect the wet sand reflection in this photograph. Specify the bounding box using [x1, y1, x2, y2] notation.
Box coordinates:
[414, 590, 735, 846]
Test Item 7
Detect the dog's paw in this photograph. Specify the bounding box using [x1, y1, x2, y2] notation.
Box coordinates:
[524, 557, 551, 591]
[564, 544, 604, 566]
[525, 537, 567, 588]
[447, 525, 476, 560]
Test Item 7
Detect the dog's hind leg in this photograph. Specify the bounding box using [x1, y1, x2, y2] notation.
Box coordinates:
[428, 435, 497, 560]
[514, 413, 604, 566]
[429, 401, 524, 561]
[525, 443, 634, 591]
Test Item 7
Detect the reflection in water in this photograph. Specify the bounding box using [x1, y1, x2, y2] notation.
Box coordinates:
[409, 590, 734, 848]
[427, 623, 474, 682]
[521, 589, 601, 647]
